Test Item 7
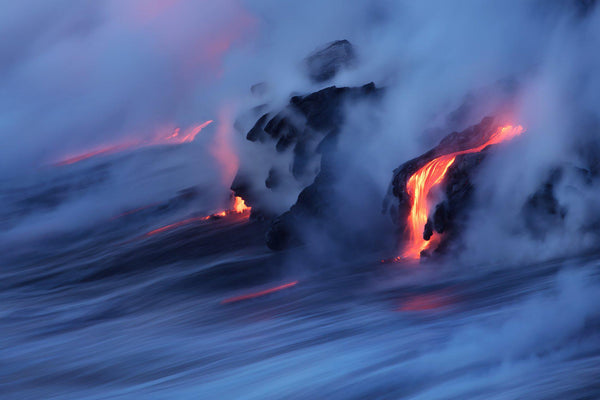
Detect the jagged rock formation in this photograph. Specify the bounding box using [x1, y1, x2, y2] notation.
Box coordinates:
[235, 39, 600, 255]
[233, 82, 382, 249]
[232, 40, 376, 225]
[305, 40, 356, 83]
[521, 168, 568, 239]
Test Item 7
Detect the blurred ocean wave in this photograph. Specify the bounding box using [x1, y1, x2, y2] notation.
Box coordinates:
[1, 161, 599, 399]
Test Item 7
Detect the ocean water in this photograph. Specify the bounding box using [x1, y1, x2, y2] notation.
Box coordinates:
[1, 157, 599, 400]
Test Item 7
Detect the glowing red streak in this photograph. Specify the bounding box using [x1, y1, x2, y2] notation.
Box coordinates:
[144, 216, 210, 237]
[55, 143, 138, 166]
[159, 120, 214, 144]
[402, 125, 524, 259]
[54, 120, 213, 166]
[221, 281, 298, 304]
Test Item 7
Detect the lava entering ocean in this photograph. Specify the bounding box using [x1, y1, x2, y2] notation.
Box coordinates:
[55, 120, 213, 166]
[130, 109, 251, 239]
[143, 195, 250, 238]
[402, 124, 524, 260]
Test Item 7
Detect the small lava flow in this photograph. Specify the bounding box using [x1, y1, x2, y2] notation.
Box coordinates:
[143, 195, 251, 238]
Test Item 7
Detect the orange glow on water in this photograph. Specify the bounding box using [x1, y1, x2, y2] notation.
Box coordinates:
[402, 124, 524, 260]
[399, 292, 452, 312]
[221, 281, 298, 304]
[144, 216, 210, 237]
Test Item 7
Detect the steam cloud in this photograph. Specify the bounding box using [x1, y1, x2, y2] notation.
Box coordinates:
[2, 2, 600, 399]
[2, 0, 600, 260]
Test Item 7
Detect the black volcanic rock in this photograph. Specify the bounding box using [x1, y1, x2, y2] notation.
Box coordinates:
[265, 212, 296, 251]
[265, 164, 337, 250]
[427, 151, 487, 251]
[233, 82, 382, 220]
[233, 82, 382, 250]
[233, 41, 383, 250]
[259, 85, 380, 250]
[246, 113, 269, 142]
[262, 84, 381, 250]
[305, 40, 356, 83]
[265, 168, 281, 189]
[522, 168, 567, 239]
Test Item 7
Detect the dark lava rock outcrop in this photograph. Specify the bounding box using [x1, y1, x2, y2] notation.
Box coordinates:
[232, 40, 389, 250]
[233, 82, 382, 250]
[305, 40, 356, 83]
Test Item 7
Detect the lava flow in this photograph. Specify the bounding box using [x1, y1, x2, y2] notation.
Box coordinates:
[55, 120, 213, 166]
[221, 281, 298, 304]
[402, 124, 524, 260]
[56, 143, 138, 166]
[141, 110, 251, 238]
[143, 195, 250, 237]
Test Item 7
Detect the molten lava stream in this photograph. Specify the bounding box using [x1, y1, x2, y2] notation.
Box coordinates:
[142, 196, 250, 238]
[401, 124, 524, 260]
[403, 154, 456, 259]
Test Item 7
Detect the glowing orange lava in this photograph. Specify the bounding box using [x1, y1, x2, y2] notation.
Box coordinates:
[144, 216, 210, 237]
[221, 281, 298, 304]
[56, 143, 137, 166]
[143, 195, 251, 237]
[233, 195, 250, 213]
[54, 120, 213, 166]
[402, 124, 524, 260]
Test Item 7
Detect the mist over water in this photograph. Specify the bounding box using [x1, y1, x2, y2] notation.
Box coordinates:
[2, 1, 600, 399]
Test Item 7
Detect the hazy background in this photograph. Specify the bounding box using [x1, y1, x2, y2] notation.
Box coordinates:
[3, 1, 599, 262]
[1, 2, 600, 399]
